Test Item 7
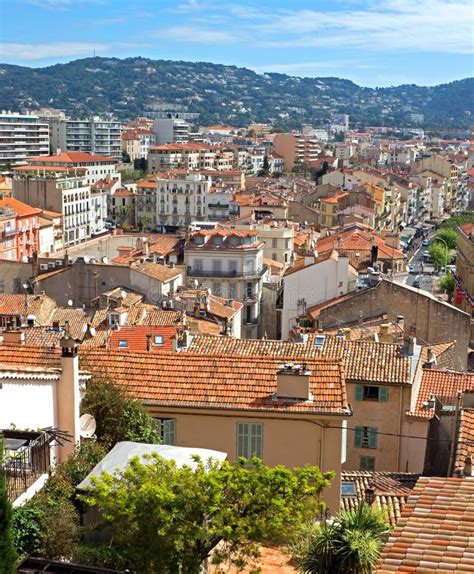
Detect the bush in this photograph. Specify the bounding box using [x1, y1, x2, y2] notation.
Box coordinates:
[438, 274, 455, 301]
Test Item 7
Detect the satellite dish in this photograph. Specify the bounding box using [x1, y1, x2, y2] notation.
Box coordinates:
[79, 414, 97, 438]
[90, 326, 96, 336]
[67, 299, 73, 307]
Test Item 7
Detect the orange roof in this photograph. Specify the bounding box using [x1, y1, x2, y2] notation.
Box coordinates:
[27, 151, 116, 163]
[0, 197, 41, 217]
[320, 193, 349, 204]
[0, 345, 349, 415]
[378, 477, 474, 573]
[455, 409, 474, 473]
[409, 369, 474, 419]
[13, 165, 87, 173]
[150, 143, 208, 152]
[109, 325, 177, 351]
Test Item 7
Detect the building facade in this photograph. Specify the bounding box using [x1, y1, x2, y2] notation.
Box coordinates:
[273, 133, 320, 171]
[0, 113, 50, 166]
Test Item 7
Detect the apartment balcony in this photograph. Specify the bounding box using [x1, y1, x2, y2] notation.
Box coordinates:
[3, 429, 52, 503]
[243, 317, 259, 325]
[187, 266, 266, 279]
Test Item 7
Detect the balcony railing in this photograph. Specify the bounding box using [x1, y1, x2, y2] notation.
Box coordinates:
[3, 429, 52, 502]
[187, 266, 266, 279]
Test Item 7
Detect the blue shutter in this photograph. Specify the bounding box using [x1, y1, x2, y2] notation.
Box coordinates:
[355, 385, 363, 401]
[379, 387, 389, 402]
[368, 427, 378, 449]
[354, 426, 363, 448]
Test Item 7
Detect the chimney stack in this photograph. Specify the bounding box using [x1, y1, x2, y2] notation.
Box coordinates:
[58, 329, 80, 461]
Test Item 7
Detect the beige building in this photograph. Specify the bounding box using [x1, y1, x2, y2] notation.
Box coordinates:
[273, 134, 320, 171]
[149, 144, 234, 173]
[455, 223, 474, 345]
[234, 222, 294, 268]
[122, 129, 156, 161]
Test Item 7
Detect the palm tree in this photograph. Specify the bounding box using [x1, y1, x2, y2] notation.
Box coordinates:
[293, 502, 390, 574]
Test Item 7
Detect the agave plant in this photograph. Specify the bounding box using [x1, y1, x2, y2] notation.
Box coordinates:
[293, 502, 391, 574]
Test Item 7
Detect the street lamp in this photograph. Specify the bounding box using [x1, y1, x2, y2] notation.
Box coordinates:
[433, 236, 449, 271]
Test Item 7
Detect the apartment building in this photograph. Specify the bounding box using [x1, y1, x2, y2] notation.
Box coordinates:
[122, 129, 156, 160]
[0, 112, 50, 166]
[136, 172, 212, 229]
[235, 222, 294, 268]
[148, 144, 234, 173]
[25, 151, 119, 185]
[153, 117, 190, 145]
[0, 196, 41, 261]
[39, 210, 63, 254]
[273, 133, 320, 171]
[0, 203, 17, 260]
[455, 223, 474, 344]
[13, 166, 92, 248]
[185, 227, 267, 338]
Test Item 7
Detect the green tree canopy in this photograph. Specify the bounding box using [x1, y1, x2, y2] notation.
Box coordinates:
[428, 241, 449, 270]
[83, 455, 333, 573]
[80, 377, 162, 450]
[293, 502, 390, 574]
[434, 228, 458, 250]
[0, 436, 17, 573]
[438, 273, 455, 301]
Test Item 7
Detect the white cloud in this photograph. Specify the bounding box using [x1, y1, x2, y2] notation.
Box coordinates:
[158, 26, 237, 44]
[252, 61, 381, 75]
[1, 42, 110, 61]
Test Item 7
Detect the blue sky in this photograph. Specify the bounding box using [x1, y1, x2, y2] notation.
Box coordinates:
[1, 0, 473, 87]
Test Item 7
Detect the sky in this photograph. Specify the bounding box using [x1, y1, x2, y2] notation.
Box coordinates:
[0, 0, 473, 87]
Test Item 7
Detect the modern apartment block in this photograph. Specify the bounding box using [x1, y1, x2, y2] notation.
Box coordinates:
[13, 167, 93, 248]
[153, 117, 190, 145]
[273, 133, 320, 171]
[184, 227, 267, 338]
[148, 144, 235, 173]
[136, 172, 212, 229]
[43, 114, 122, 157]
[0, 112, 50, 166]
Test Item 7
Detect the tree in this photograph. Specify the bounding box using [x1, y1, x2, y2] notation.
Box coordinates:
[115, 204, 133, 226]
[80, 377, 161, 450]
[293, 502, 390, 574]
[429, 241, 449, 270]
[121, 150, 131, 163]
[438, 273, 455, 302]
[83, 456, 333, 573]
[134, 157, 147, 173]
[138, 214, 154, 232]
[0, 436, 17, 573]
[435, 229, 458, 250]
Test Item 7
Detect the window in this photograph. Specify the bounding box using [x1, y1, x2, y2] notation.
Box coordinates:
[341, 481, 357, 496]
[237, 422, 263, 460]
[354, 426, 378, 449]
[118, 340, 128, 348]
[360, 456, 376, 471]
[355, 385, 388, 402]
[155, 418, 176, 445]
[271, 238, 277, 248]
[154, 335, 164, 345]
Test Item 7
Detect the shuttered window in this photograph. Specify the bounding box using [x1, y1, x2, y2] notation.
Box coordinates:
[237, 423, 263, 460]
[354, 426, 378, 449]
[360, 456, 376, 471]
[155, 418, 176, 445]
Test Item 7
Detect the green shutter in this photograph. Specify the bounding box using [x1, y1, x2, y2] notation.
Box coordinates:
[355, 385, 363, 401]
[162, 419, 176, 445]
[379, 387, 389, 402]
[354, 426, 363, 448]
[237, 423, 263, 460]
[368, 427, 378, 449]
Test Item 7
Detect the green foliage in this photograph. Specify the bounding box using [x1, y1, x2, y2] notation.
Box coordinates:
[438, 273, 455, 301]
[293, 502, 390, 574]
[0, 437, 17, 573]
[115, 204, 133, 225]
[121, 150, 131, 163]
[138, 214, 154, 232]
[439, 214, 474, 230]
[428, 242, 449, 270]
[73, 544, 129, 570]
[80, 377, 161, 449]
[435, 228, 458, 250]
[134, 157, 148, 172]
[83, 455, 333, 573]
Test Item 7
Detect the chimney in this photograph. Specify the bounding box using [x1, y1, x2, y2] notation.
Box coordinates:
[402, 328, 416, 357]
[423, 347, 437, 369]
[276, 363, 311, 401]
[378, 323, 392, 344]
[396, 315, 405, 334]
[58, 329, 81, 461]
[365, 482, 376, 505]
[2, 329, 25, 345]
[146, 333, 152, 351]
[464, 456, 472, 477]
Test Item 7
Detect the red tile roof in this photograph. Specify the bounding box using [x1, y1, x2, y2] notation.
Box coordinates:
[455, 409, 474, 473]
[378, 477, 474, 573]
[109, 325, 177, 351]
[27, 151, 116, 163]
[0, 197, 42, 217]
[409, 369, 474, 419]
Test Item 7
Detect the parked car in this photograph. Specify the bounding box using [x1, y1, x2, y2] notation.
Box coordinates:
[422, 250, 431, 261]
[413, 276, 421, 288]
[408, 264, 415, 274]
[422, 239, 430, 247]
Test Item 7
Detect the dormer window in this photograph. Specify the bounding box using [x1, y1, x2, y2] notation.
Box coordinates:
[228, 235, 240, 247]
[194, 236, 205, 246]
[213, 236, 223, 246]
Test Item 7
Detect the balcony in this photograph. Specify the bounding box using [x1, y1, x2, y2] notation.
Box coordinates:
[187, 266, 266, 279]
[3, 429, 52, 503]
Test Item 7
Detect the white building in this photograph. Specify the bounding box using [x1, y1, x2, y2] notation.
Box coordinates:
[0, 112, 50, 165]
[153, 117, 190, 145]
[122, 129, 156, 160]
[184, 227, 267, 338]
[136, 172, 212, 230]
[45, 115, 122, 157]
[281, 250, 358, 339]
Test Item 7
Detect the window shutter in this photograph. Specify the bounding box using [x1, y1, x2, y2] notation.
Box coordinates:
[379, 387, 389, 402]
[368, 427, 378, 449]
[237, 423, 263, 460]
[162, 419, 176, 445]
[355, 385, 363, 401]
[354, 426, 363, 448]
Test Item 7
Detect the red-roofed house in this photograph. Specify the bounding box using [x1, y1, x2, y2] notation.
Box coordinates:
[109, 325, 177, 351]
[0, 196, 41, 260]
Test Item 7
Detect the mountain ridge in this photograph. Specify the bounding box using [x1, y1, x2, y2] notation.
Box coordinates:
[0, 56, 472, 129]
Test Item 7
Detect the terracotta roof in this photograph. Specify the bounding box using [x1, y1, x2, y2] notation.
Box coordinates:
[91, 178, 118, 190]
[113, 188, 135, 198]
[131, 261, 182, 282]
[0, 345, 349, 415]
[0, 294, 56, 325]
[187, 335, 412, 385]
[109, 325, 177, 351]
[341, 471, 420, 526]
[27, 151, 116, 163]
[378, 477, 474, 573]
[209, 545, 297, 573]
[409, 369, 474, 419]
[13, 165, 87, 173]
[455, 409, 474, 473]
[0, 197, 41, 217]
[284, 250, 335, 276]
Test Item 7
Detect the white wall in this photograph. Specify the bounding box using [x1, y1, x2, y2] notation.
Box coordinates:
[0, 378, 57, 430]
